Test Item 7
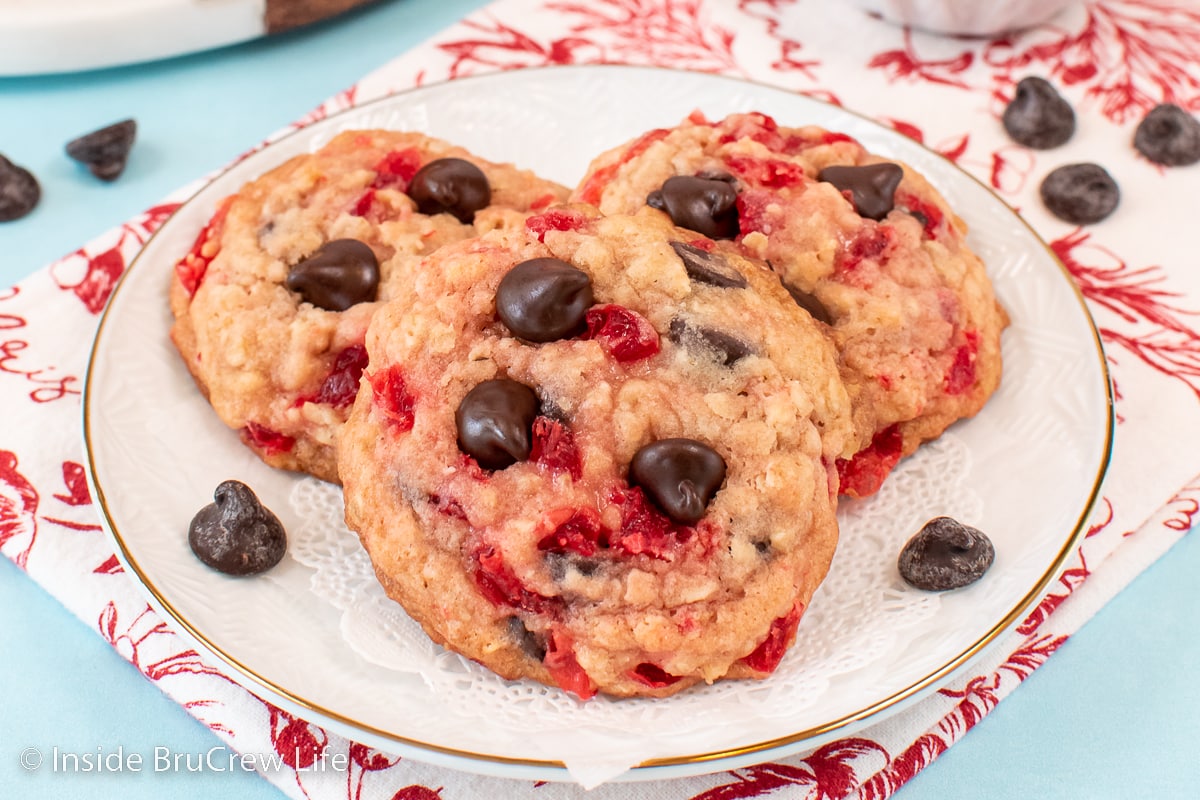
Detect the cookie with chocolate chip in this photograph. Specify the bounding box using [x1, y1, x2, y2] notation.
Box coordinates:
[169, 130, 567, 482]
[337, 207, 855, 698]
[574, 112, 1009, 497]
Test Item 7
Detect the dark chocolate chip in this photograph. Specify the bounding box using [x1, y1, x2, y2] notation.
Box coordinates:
[456, 379, 540, 470]
[898, 516, 994, 591]
[753, 539, 772, 557]
[1002, 77, 1076, 149]
[1133, 104, 1200, 167]
[496, 257, 594, 343]
[1039, 163, 1120, 224]
[0, 155, 40, 222]
[668, 241, 748, 288]
[285, 239, 380, 311]
[668, 318, 754, 366]
[65, 119, 137, 182]
[188, 480, 287, 576]
[647, 174, 739, 239]
[506, 616, 547, 661]
[406, 157, 491, 223]
[817, 163, 904, 221]
[629, 438, 726, 525]
[782, 281, 833, 325]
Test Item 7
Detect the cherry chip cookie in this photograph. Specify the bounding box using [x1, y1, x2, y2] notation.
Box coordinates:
[338, 207, 856, 699]
[169, 130, 567, 482]
[574, 112, 1008, 497]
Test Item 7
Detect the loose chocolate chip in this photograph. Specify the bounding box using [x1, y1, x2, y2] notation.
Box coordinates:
[782, 281, 833, 325]
[818, 163, 904, 221]
[456, 378, 540, 470]
[506, 616, 547, 661]
[0, 155, 40, 222]
[1002, 77, 1076, 149]
[647, 174, 739, 239]
[406, 157, 491, 223]
[668, 318, 754, 366]
[668, 241, 748, 288]
[1134, 104, 1200, 167]
[65, 119, 137, 182]
[1040, 163, 1120, 224]
[188, 480, 287, 576]
[285, 239, 380, 311]
[898, 516, 994, 591]
[630, 438, 727, 525]
[496, 257, 594, 343]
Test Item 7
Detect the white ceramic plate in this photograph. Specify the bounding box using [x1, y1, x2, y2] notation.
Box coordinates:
[0, 0, 367, 76]
[83, 66, 1113, 783]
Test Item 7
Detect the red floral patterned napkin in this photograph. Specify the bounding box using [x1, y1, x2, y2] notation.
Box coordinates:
[4, 1, 1200, 797]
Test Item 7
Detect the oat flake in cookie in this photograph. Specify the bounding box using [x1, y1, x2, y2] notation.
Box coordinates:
[338, 207, 855, 699]
[169, 130, 567, 482]
[574, 112, 1009, 497]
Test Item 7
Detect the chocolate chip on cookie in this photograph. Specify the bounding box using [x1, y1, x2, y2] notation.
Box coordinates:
[782, 281, 833, 325]
[455, 378, 540, 469]
[647, 174, 739, 239]
[285, 239, 380, 311]
[1133, 104, 1200, 167]
[407, 157, 491, 222]
[669, 241, 748, 288]
[668, 318, 754, 367]
[496, 257, 594, 343]
[898, 516, 994, 591]
[629, 438, 727, 525]
[818, 163, 904, 221]
[188, 480, 287, 576]
[1002, 77, 1075, 150]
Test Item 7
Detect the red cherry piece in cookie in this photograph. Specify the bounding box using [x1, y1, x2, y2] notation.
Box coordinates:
[368, 365, 416, 432]
[370, 148, 422, 191]
[836, 424, 903, 498]
[943, 331, 980, 395]
[285, 239, 380, 312]
[176, 197, 232, 296]
[472, 546, 556, 615]
[525, 207, 588, 242]
[740, 601, 805, 674]
[496, 258, 594, 343]
[530, 417, 583, 479]
[584, 304, 660, 362]
[723, 154, 806, 189]
[818, 162, 904, 221]
[406, 157, 491, 223]
[298, 344, 368, 408]
[241, 422, 295, 456]
[608, 486, 694, 560]
[629, 662, 682, 688]
[544, 629, 596, 700]
[455, 379, 540, 470]
[537, 508, 607, 557]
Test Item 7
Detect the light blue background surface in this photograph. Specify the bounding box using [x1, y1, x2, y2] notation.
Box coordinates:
[2, 0, 1198, 796]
